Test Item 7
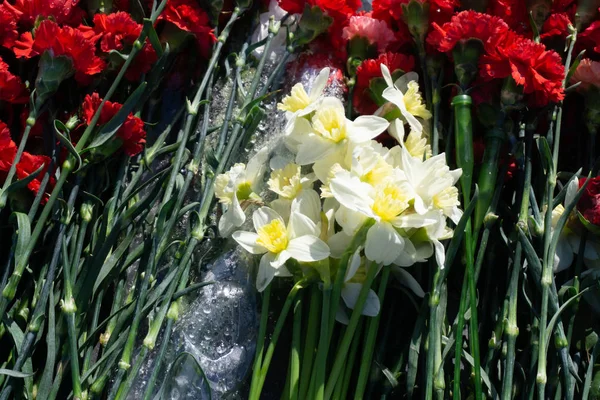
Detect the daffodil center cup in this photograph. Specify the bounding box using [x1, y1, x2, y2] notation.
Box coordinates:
[312, 106, 347, 143]
[372, 183, 410, 221]
[256, 219, 289, 253]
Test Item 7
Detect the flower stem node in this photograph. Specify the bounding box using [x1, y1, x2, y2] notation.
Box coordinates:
[484, 213, 499, 228]
[99, 332, 111, 346]
[186, 98, 198, 116]
[2, 274, 22, 301]
[536, 372, 547, 385]
[60, 297, 77, 313]
[26, 117, 36, 127]
[118, 360, 131, 371]
[555, 335, 569, 349]
[167, 301, 180, 320]
[80, 202, 94, 222]
[134, 40, 143, 50]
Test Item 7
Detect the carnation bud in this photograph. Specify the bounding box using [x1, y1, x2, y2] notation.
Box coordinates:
[295, 5, 333, 47]
[35, 52, 73, 111]
[452, 39, 484, 88]
[401, 0, 429, 41]
[80, 202, 94, 222]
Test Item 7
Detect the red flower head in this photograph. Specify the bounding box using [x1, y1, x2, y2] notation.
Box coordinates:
[158, 0, 217, 58]
[0, 57, 28, 103]
[540, 13, 571, 40]
[278, 0, 305, 14]
[9, 0, 85, 28]
[0, 3, 19, 48]
[0, 121, 17, 172]
[580, 20, 600, 55]
[578, 176, 600, 227]
[486, 0, 528, 34]
[480, 34, 565, 105]
[82, 93, 146, 156]
[427, 10, 510, 54]
[87, 12, 158, 81]
[14, 19, 106, 84]
[92, 12, 142, 52]
[354, 51, 415, 114]
[0, 120, 51, 199]
[342, 14, 395, 53]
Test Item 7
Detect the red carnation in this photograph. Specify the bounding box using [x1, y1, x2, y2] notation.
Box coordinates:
[540, 13, 571, 39]
[354, 52, 415, 114]
[82, 93, 146, 156]
[578, 176, 600, 227]
[372, 0, 456, 27]
[92, 12, 142, 52]
[8, 0, 85, 28]
[0, 4, 19, 48]
[0, 57, 28, 104]
[580, 21, 600, 55]
[158, 0, 217, 58]
[427, 10, 510, 54]
[13, 19, 106, 84]
[0, 120, 52, 198]
[87, 12, 158, 81]
[480, 34, 565, 105]
[486, 0, 528, 34]
[278, 0, 305, 14]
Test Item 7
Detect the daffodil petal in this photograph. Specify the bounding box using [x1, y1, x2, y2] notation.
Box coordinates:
[309, 67, 330, 100]
[345, 247, 362, 282]
[256, 253, 276, 292]
[328, 231, 353, 258]
[392, 266, 425, 298]
[288, 211, 319, 238]
[218, 195, 246, 237]
[342, 283, 380, 316]
[365, 222, 404, 266]
[347, 116, 389, 143]
[286, 235, 330, 262]
[252, 206, 283, 231]
[232, 231, 267, 254]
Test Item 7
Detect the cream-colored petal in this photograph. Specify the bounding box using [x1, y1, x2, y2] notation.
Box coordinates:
[286, 235, 330, 262]
[232, 231, 267, 254]
[365, 222, 404, 266]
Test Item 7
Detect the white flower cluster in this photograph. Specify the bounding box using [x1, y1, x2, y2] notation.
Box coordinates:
[214, 66, 463, 319]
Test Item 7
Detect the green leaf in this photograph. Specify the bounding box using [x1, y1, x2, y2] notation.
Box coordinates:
[11, 213, 30, 262]
[566, 50, 586, 83]
[154, 352, 211, 400]
[517, 227, 543, 274]
[143, 18, 164, 56]
[93, 229, 136, 294]
[0, 369, 34, 378]
[38, 287, 56, 398]
[536, 137, 553, 175]
[461, 348, 500, 400]
[156, 197, 177, 237]
[544, 286, 593, 352]
[0, 163, 45, 206]
[5, 321, 34, 399]
[85, 82, 148, 150]
[406, 298, 428, 399]
[54, 120, 82, 172]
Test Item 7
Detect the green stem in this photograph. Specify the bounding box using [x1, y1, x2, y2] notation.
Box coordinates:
[354, 267, 390, 399]
[339, 322, 363, 400]
[249, 285, 270, 398]
[252, 279, 307, 399]
[299, 286, 320, 400]
[324, 261, 379, 400]
[313, 286, 330, 400]
[289, 295, 302, 400]
[425, 271, 441, 400]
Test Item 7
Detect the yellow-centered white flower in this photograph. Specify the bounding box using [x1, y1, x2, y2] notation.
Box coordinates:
[379, 65, 431, 134]
[214, 147, 269, 236]
[286, 97, 389, 166]
[232, 206, 330, 291]
[336, 248, 381, 324]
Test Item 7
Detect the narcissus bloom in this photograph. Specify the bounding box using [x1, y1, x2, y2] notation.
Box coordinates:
[0, 57, 28, 103]
[14, 19, 106, 83]
[354, 52, 415, 115]
[82, 93, 146, 156]
[379, 64, 431, 134]
[214, 147, 269, 236]
[233, 207, 330, 291]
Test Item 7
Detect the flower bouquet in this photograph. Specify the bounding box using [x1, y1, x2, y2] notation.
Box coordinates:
[1, 0, 600, 398]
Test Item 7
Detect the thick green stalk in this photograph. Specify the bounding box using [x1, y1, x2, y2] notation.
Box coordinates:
[475, 123, 505, 231]
[289, 296, 303, 400]
[502, 128, 532, 400]
[299, 286, 320, 400]
[324, 262, 379, 399]
[249, 285, 271, 399]
[354, 267, 390, 399]
[252, 279, 307, 399]
[313, 286, 331, 400]
[339, 322, 363, 400]
[451, 94, 482, 400]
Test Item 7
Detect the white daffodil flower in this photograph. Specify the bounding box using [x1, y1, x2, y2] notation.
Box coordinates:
[330, 170, 439, 266]
[379, 64, 431, 134]
[232, 206, 330, 291]
[395, 145, 463, 224]
[267, 163, 320, 222]
[279, 67, 330, 140]
[215, 147, 270, 237]
[287, 97, 390, 166]
[388, 119, 432, 161]
[336, 248, 381, 324]
[551, 178, 600, 272]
